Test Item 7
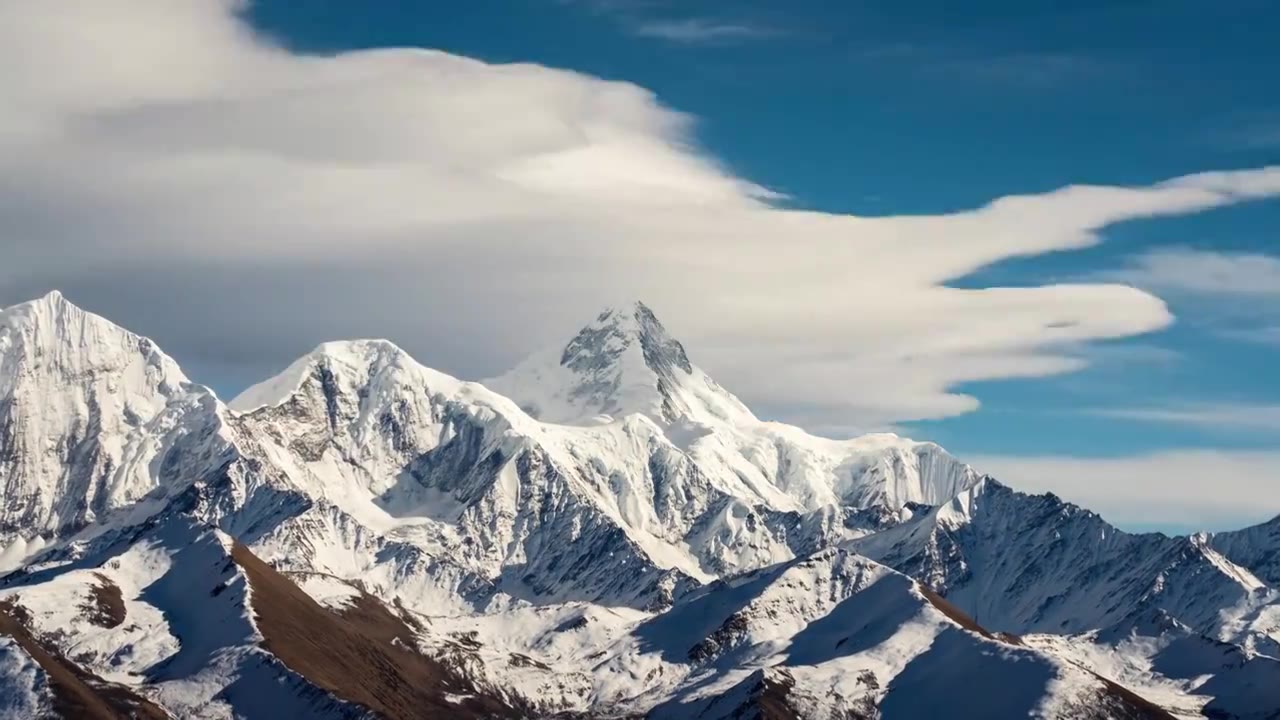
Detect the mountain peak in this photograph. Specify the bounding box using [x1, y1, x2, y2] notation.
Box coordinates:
[560, 301, 693, 381]
[33, 288, 66, 305]
[3, 289, 77, 325]
[229, 338, 463, 413]
[486, 301, 753, 426]
[575, 300, 667, 335]
[0, 293, 211, 548]
[1, 291, 188, 396]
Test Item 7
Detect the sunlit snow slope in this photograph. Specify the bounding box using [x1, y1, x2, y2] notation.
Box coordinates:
[1, 291, 1276, 719]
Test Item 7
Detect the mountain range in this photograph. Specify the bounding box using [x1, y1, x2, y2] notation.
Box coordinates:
[0, 291, 1276, 719]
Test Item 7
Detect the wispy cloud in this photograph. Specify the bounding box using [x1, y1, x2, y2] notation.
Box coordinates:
[559, 0, 775, 46]
[558, 0, 660, 13]
[1104, 248, 1280, 296]
[941, 51, 1120, 88]
[630, 18, 774, 44]
[855, 42, 1131, 90]
[1088, 403, 1280, 432]
[1244, 126, 1280, 149]
[1100, 248, 1280, 346]
[1223, 326, 1280, 345]
[3, 0, 1280, 432]
[1068, 342, 1182, 368]
[971, 450, 1280, 532]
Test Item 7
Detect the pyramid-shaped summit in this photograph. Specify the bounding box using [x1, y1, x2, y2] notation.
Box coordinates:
[0, 290, 186, 388]
[560, 302, 693, 382]
[486, 301, 754, 426]
[0, 291, 218, 552]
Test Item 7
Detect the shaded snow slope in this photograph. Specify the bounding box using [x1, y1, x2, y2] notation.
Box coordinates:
[1210, 514, 1280, 587]
[0, 511, 514, 719]
[0, 636, 52, 719]
[1026, 624, 1280, 720]
[0, 516, 353, 719]
[852, 479, 1280, 661]
[405, 545, 1173, 719]
[1, 292, 1276, 719]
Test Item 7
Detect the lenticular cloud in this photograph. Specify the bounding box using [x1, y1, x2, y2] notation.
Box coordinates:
[1, 0, 1279, 429]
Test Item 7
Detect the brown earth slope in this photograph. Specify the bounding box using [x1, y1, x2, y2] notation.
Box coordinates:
[231, 542, 520, 720]
[81, 573, 127, 629]
[0, 598, 169, 720]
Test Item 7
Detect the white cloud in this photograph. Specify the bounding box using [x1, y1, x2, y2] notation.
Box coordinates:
[1105, 248, 1280, 296]
[1, 0, 1280, 430]
[1224, 326, 1280, 345]
[1102, 248, 1280, 349]
[970, 451, 1280, 532]
[1088, 403, 1280, 432]
[1072, 342, 1182, 368]
[630, 18, 773, 44]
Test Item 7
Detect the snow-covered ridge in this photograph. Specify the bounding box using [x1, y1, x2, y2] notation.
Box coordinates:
[216, 307, 980, 608]
[1209, 514, 1280, 587]
[2, 292, 980, 603]
[230, 338, 466, 415]
[0, 291, 229, 567]
[484, 301, 756, 427]
[852, 478, 1280, 646]
[2, 291, 1276, 718]
[0, 290, 189, 395]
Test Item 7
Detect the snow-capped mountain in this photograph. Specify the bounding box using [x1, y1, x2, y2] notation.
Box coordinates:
[1211, 516, 1280, 587]
[0, 292, 231, 570]
[484, 302, 755, 427]
[851, 479, 1280, 718]
[0, 291, 1276, 719]
[419, 544, 1172, 719]
[217, 301, 980, 612]
[851, 479, 1275, 641]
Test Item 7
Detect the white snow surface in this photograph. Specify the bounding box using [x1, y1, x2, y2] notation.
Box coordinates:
[484, 302, 757, 428]
[0, 290, 228, 548]
[1, 292, 1278, 718]
[215, 303, 980, 613]
[851, 478, 1280, 652]
[408, 545, 1129, 718]
[0, 636, 51, 720]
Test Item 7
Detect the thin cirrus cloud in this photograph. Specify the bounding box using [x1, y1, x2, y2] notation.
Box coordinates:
[629, 18, 775, 44]
[1225, 326, 1280, 345]
[3, 0, 1280, 434]
[1088, 404, 1280, 433]
[1101, 247, 1280, 347]
[971, 450, 1280, 532]
[559, 0, 775, 45]
[1105, 248, 1280, 296]
[855, 42, 1134, 90]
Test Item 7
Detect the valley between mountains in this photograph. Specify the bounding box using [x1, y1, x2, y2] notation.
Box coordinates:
[0, 291, 1277, 719]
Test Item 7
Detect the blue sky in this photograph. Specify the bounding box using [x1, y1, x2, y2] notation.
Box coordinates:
[245, 1, 1280, 457]
[247, 0, 1280, 208]
[2, 0, 1277, 531]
